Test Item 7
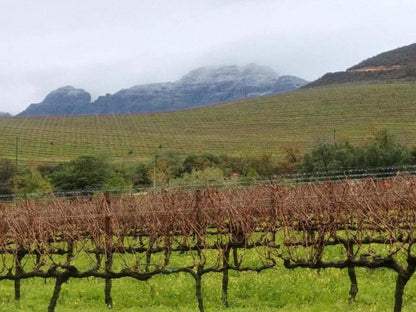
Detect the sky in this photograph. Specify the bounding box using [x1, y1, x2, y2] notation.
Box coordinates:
[1, 0, 416, 115]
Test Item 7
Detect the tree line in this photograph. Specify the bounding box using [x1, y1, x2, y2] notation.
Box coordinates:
[1, 129, 416, 195]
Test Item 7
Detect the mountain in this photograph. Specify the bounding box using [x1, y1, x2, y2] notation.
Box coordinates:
[18, 64, 307, 116]
[306, 43, 416, 88]
[0, 112, 11, 117]
[20, 86, 91, 116]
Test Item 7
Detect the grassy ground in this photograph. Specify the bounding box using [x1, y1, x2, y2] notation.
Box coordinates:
[0, 267, 415, 311]
[1, 83, 416, 163]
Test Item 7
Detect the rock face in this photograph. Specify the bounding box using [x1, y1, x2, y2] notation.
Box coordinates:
[19, 64, 307, 116]
[19, 86, 91, 116]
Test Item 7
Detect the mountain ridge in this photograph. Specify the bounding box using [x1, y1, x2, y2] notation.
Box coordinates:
[18, 64, 307, 116]
[305, 43, 416, 88]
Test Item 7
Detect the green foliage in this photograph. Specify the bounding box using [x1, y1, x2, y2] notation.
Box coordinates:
[157, 151, 184, 179]
[50, 155, 113, 191]
[238, 168, 261, 186]
[13, 168, 53, 195]
[3, 129, 414, 194]
[217, 154, 249, 177]
[114, 162, 151, 188]
[183, 153, 219, 174]
[302, 141, 357, 172]
[103, 172, 132, 193]
[170, 167, 224, 187]
[3, 127, 416, 194]
[302, 129, 411, 172]
[277, 144, 303, 174]
[249, 153, 275, 178]
[245, 168, 261, 180]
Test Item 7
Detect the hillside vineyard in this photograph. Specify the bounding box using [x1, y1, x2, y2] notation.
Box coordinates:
[2, 83, 416, 162]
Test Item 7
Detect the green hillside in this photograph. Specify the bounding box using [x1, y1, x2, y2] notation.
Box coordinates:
[349, 43, 416, 70]
[1, 83, 416, 163]
[306, 43, 416, 88]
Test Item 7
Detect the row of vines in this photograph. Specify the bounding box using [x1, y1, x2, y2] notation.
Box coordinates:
[1, 176, 416, 311]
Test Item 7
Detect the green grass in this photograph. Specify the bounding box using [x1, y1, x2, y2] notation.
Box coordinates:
[0, 238, 413, 311]
[0, 267, 415, 311]
[1, 83, 416, 163]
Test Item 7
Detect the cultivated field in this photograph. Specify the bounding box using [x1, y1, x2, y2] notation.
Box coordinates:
[1, 83, 416, 162]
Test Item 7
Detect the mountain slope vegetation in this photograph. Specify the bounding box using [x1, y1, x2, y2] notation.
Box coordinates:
[306, 43, 416, 88]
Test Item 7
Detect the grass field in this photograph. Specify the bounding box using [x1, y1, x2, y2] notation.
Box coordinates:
[1, 83, 416, 163]
[0, 267, 414, 312]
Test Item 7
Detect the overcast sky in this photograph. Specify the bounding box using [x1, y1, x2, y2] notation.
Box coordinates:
[1, 0, 416, 114]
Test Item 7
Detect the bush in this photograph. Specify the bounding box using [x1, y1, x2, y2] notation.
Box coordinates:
[170, 167, 224, 188]
[50, 155, 112, 191]
[301, 129, 411, 173]
[13, 168, 53, 195]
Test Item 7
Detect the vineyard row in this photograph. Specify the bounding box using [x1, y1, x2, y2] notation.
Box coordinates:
[1, 176, 416, 311]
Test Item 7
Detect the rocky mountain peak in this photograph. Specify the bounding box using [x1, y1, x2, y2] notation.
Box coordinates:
[19, 86, 91, 116]
[179, 64, 279, 85]
[43, 86, 91, 104]
[18, 64, 307, 116]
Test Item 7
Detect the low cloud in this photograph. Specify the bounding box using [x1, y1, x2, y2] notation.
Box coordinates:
[1, 0, 416, 114]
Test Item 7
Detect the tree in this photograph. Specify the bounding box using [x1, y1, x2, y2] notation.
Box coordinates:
[301, 129, 411, 174]
[13, 168, 53, 195]
[170, 167, 224, 187]
[50, 155, 112, 191]
[183, 153, 219, 174]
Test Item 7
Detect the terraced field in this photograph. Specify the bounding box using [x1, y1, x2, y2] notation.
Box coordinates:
[1, 83, 416, 162]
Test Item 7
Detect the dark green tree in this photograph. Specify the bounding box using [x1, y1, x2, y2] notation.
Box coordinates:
[50, 155, 112, 191]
